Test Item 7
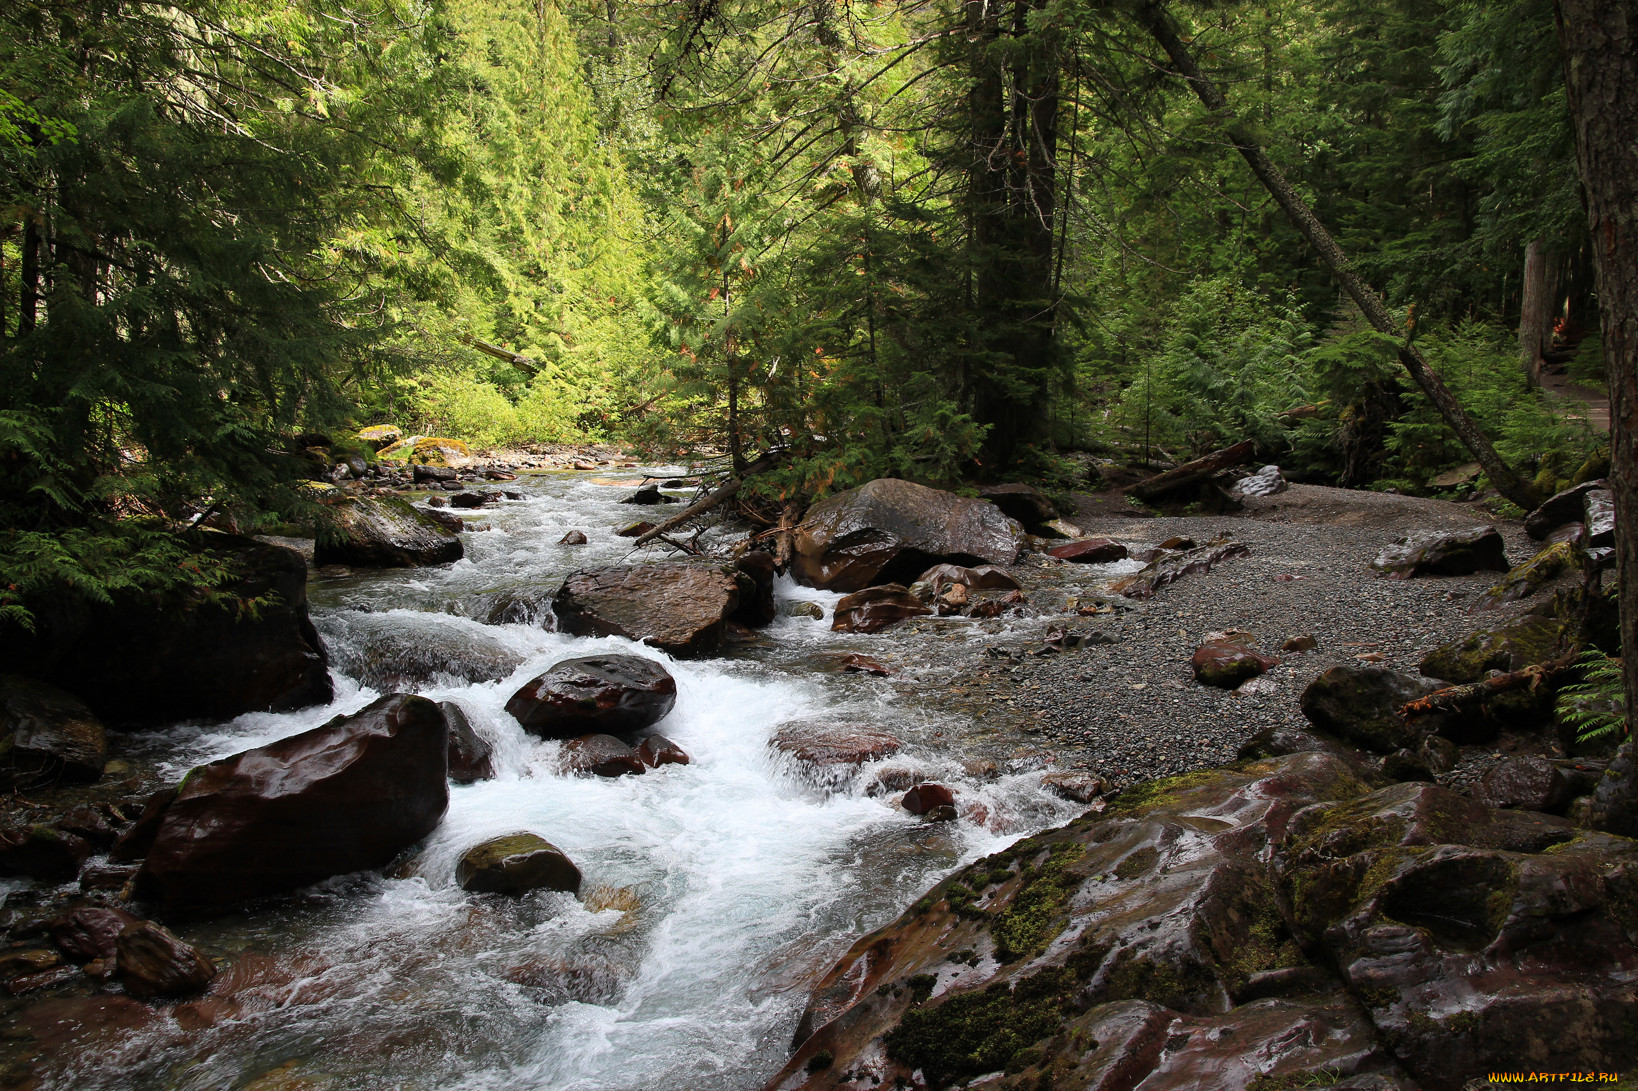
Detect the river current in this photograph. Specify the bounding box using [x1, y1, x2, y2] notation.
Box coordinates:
[70, 466, 1095, 1090]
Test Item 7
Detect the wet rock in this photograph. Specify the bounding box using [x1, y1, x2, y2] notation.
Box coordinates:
[614, 521, 656, 537]
[914, 563, 1022, 593]
[1233, 464, 1287, 497]
[553, 563, 742, 657]
[1477, 755, 1572, 813]
[0, 825, 91, 881]
[1418, 734, 1457, 774]
[902, 783, 955, 815]
[449, 491, 492, 509]
[559, 530, 588, 545]
[456, 833, 582, 897]
[934, 582, 967, 614]
[560, 734, 645, 778]
[635, 734, 690, 768]
[1585, 488, 1615, 546]
[51, 906, 141, 964]
[357, 425, 401, 450]
[426, 494, 448, 507]
[1379, 748, 1436, 783]
[78, 862, 139, 892]
[1281, 634, 1318, 652]
[320, 614, 524, 691]
[1047, 538, 1129, 564]
[1524, 479, 1606, 539]
[440, 701, 495, 784]
[504, 655, 676, 740]
[1190, 642, 1277, 689]
[0, 675, 106, 786]
[0, 535, 331, 727]
[485, 469, 518, 482]
[770, 723, 903, 770]
[620, 484, 673, 505]
[56, 805, 116, 849]
[116, 920, 216, 999]
[831, 585, 932, 634]
[838, 654, 894, 676]
[792, 478, 1024, 591]
[733, 552, 779, 627]
[1111, 539, 1250, 599]
[136, 694, 449, 913]
[1370, 524, 1508, 579]
[780, 600, 825, 620]
[1299, 666, 1447, 753]
[314, 496, 464, 568]
[412, 463, 458, 483]
[1040, 772, 1110, 804]
[1235, 725, 1355, 762]
[110, 787, 180, 863]
[978, 482, 1057, 526]
[1421, 590, 1585, 686]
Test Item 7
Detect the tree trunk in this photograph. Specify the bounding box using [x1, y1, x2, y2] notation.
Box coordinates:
[1557, 0, 1638, 836]
[18, 214, 39, 337]
[1128, 439, 1256, 501]
[1137, 1, 1543, 513]
[1520, 237, 1551, 386]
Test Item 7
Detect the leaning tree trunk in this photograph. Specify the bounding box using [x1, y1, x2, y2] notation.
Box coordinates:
[1558, 0, 1638, 836]
[1136, 1, 1543, 513]
[1520, 237, 1552, 387]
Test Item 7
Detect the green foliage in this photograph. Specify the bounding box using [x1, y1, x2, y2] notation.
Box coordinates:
[1556, 650, 1627, 745]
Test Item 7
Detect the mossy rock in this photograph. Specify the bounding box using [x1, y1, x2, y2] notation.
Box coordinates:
[407, 437, 472, 466]
[1474, 540, 1588, 609]
[456, 833, 581, 896]
[1420, 596, 1582, 685]
[356, 425, 402, 451]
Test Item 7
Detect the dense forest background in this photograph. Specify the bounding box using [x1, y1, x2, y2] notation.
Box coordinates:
[0, 0, 1612, 609]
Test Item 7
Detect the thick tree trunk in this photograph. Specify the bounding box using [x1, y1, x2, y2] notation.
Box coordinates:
[1557, 0, 1638, 835]
[18, 214, 39, 337]
[1128, 439, 1256, 501]
[1520, 237, 1551, 386]
[1137, 2, 1543, 513]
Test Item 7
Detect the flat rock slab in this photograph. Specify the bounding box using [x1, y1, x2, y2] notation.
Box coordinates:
[793, 478, 1024, 592]
[770, 724, 903, 770]
[831, 585, 932, 634]
[314, 496, 464, 568]
[553, 564, 743, 657]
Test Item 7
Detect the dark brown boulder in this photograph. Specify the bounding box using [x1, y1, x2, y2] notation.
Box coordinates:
[504, 655, 676, 740]
[314, 496, 464, 567]
[50, 897, 140, 963]
[0, 675, 105, 786]
[553, 564, 741, 657]
[1190, 643, 1277, 688]
[732, 552, 778, 627]
[831, 585, 932, 634]
[1524, 479, 1606, 539]
[1040, 772, 1112, 804]
[448, 491, 493, 509]
[0, 825, 91, 881]
[559, 530, 588, 545]
[636, 734, 690, 768]
[620, 484, 673, 505]
[914, 563, 1021, 592]
[770, 723, 902, 770]
[1370, 525, 1508, 579]
[456, 833, 582, 896]
[614, 521, 656, 538]
[1477, 756, 1572, 813]
[0, 535, 331, 727]
[902, 783, 955, 815]
[440, 701, 495, 784]
[560, 734, 645, 778]
[1300, 666, 1449, 753]
[56, 804, 117, 849]
[135, 694, 449, 913]
[838, 654, 894, 676]
[1111, 539, 1250, 599]
[1048, 538, 1130, 564]
[115, 920, 216, 999]
[792, 479, 1024, 591]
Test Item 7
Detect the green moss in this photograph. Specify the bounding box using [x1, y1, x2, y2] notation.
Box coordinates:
[1106, 768, 1234, 816]
[907, 974, 937, 1003]
[883, 969, 1073, 1085]
[1247, 1070, 1345, 1090]
[804, 1050, 833, 1074]
[1102, 949, 1221, 1011]
[1356, 985, 1400, 1009]
[1113, 846, 1159, 881]
[991, 845, 1087, 962]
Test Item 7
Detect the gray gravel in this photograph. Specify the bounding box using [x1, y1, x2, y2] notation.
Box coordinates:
[909, 484, 1550, 788]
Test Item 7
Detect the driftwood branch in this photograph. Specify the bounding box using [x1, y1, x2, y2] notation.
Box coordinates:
[1129, 439, 1256, 501]
[633, 449, 785, 547]
[462, 336, 540, 375]
[1399, 653, 1581, 721]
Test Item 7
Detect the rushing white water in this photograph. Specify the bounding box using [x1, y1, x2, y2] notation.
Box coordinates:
[66, 467, 1084, 1091]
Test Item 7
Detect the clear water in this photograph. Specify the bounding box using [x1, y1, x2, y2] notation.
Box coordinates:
[59, 468, 1084, 1091]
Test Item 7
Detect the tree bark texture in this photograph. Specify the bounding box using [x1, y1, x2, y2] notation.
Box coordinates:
[1557, 0, 1638, 835]
[1137, 1, 1543, 513]
[1520, 237, 1551, 386]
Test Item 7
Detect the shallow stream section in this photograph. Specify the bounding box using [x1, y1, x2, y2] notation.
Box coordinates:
[76, 468, 1095, 1091]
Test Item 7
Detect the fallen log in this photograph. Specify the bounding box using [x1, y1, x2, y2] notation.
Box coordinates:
[632, 449, 785, 548]
[1399, 652, 1581, 721]
[1128, 439, 1256, 502]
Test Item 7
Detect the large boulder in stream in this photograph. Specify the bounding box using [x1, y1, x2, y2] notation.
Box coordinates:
[135, 694, 449, 913]
[553, 563, 766, 657]
[792, 478, 1024, 592]
[762, 753, 1638, 1091]
[0, 534, 331, 727]
[504, 655, 676, 740]
[314, 496, 463, 568]
[457, 833, 581, 897]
